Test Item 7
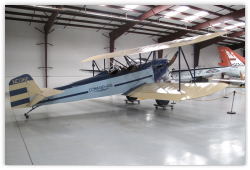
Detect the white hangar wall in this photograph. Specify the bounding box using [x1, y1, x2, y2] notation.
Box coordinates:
[5, 20, 243, 92]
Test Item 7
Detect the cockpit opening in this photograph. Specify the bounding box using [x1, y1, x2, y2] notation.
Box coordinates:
[127, 65, 138, 72]
[108, 65, 121, 75]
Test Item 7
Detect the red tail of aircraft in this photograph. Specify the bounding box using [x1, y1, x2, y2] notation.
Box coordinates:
[218, 47, 245, 67]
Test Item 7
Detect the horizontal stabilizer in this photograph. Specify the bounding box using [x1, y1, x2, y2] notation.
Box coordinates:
[28, 88, 64, 106]
[128, 82, 228, 101]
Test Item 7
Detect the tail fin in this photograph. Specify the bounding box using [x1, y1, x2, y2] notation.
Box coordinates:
[9, 74, 63, 108]
[218, 47, 245, 66]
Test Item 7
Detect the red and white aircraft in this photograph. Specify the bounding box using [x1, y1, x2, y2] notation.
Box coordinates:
[211, 47, 245, 83]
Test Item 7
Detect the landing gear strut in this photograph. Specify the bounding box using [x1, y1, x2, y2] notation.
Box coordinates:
[24, 106, 39, 119]
[125, 96, 140, 104]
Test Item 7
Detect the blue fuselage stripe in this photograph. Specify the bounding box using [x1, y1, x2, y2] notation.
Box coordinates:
[9, 87, 27, 97]
[11, 98, 30, 107]
[114, 75, 152, 87]
[39, 91, 89, 104]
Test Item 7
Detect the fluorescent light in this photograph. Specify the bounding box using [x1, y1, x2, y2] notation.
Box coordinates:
[235, 22, 245, 27]
[123, 5, 139, 10]
[224, 19, 233, 23]
[223, 25, 235, 30]
[195, 11, 208, 17]
[175, 6, 189, 12]
[165, 11, 178, 17]
[183, 15, 197, 21]
[212, 23, 221, 26]
[209, 23, 221, 27]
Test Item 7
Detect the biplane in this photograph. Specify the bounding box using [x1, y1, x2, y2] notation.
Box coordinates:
[9, 32, 228, 118]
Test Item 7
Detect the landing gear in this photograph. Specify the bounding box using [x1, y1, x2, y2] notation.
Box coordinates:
[154, 100, 173, 110]
[24, 106, 39, 119]
[156, 100, 169, 106]
[24, 113, 29, 119]
[125, 96, 140, 104]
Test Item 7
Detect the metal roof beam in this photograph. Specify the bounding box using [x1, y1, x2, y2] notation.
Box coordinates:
[159, 8, 245, 42]
[227, 42, 245, 50]
[110, 5, 173, 40]
[192, 8, 245, 30]
[44, 5, 63, 33]
[227, 29, 245, 37]
[5, 11, 172, 35]
[199, 31, 245, 49]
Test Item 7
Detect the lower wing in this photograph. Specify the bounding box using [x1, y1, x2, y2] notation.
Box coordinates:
[127, 82, 228, 101]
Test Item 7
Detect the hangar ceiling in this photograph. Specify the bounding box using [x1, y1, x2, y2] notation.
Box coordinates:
[5, 5, 245, 50]
[5, 5, 245, 88]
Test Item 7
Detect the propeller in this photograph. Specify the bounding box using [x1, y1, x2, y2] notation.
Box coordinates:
[160, 51, 179, 82]
[167, 51, 178, 67]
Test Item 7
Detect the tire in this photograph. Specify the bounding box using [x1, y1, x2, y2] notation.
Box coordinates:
[155, 100, 169, 106]
[126, 96, 137, 101]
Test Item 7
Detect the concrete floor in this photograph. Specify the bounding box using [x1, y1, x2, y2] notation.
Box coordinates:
[5, 87, 246, 165]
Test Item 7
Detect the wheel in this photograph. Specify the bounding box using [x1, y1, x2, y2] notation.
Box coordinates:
[155, 100, 169, 106]
[126, 96, 137, 102]
[24, 114, 29, 119]
[156, 106, 158, 109]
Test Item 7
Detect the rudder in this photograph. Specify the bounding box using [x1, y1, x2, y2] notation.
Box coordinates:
[218, 47, 245, 66]
[9, 74, 41, 108]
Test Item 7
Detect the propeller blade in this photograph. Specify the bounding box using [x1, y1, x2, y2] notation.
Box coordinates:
[168, 51, 178, 67]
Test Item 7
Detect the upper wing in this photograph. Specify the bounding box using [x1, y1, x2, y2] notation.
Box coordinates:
[82, 32, 226, 62]
[127, 82, 228, 101]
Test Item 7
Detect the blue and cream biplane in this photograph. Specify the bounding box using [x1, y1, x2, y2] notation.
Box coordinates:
[9, 32, 228, 118]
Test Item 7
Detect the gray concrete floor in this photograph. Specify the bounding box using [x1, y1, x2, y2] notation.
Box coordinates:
[5, 87, 246, 165]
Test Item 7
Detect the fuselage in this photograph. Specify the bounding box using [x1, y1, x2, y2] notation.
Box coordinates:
[36, 59, 168, 106]
[169, 65, 245, 82]
[223, 66, 245, 77]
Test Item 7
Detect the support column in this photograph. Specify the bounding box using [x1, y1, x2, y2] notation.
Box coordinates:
[45, 33, 48, 88]
[193, 43, 201, 67]
[157, 39, 163, 59]
[109, 32, 115, 67]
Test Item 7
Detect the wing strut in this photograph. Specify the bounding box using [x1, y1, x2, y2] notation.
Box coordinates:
[177, 46, 195, 91]
[92, 60, 101, 76]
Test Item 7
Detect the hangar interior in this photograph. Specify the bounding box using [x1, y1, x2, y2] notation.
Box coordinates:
[5, 5, 245, 165]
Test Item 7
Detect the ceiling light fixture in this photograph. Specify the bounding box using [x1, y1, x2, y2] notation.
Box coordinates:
[175, 6, 189, 12]
[183, 15, 197, 22]
[122, 5, 139, 10]
[164, 11, 178, 17]
[195, 11, 208, 17]
[234, 22, 245, 27]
